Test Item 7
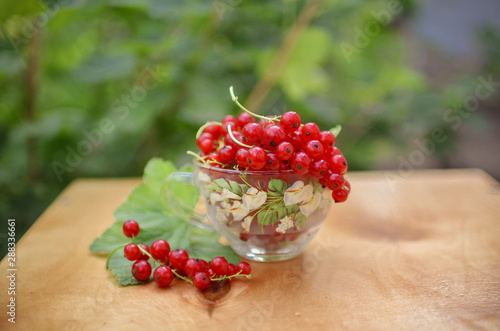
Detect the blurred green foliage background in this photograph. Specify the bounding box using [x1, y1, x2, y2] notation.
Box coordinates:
[1, 0, 499, 258]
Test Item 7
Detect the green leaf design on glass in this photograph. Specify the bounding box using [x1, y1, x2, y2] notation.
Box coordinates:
[208, 178, 248, 196]
[267, 178, 288, 197]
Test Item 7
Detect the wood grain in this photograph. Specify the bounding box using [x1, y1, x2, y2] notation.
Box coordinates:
[1, 169, 499, 330]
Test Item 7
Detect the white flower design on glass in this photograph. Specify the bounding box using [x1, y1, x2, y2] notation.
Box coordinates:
[243, 187, 267, 210]
[284, 181, 314, 206]
[215, 201, 231, 223]
[241, 216, 253, 233]
[229, 201, 249, 221]
[300, 192, 322, 216]
[276, 215, 294, 234]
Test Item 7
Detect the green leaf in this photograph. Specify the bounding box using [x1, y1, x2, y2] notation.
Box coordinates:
[268, 179, 287, 197]
[143, 158, 176, 194]
[188, 227, 240, 265]
[329, 125, 342, 138]
[107, 250, 146, 286]
[209, 178, 248, 196]
[295, 212, 307, 230]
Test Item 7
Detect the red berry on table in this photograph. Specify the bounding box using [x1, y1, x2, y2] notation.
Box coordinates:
[217, 145, 236, 164]
[302, 123, 320, 142]
[262, 125, 286, 150]
[329, 155, 348, 175]
[319, 131, 336, 149]
[122, 220, 140, 238]
[203, 124, 222, 138]
[124, 243, 141, 261]
[280, 111, 301, 132]
[241, 122, 263, 145]
[276, 141, 294, 161]
[168, 248, 189, 271]
[227, 263, 237, 276]
[153, 265, 174, 288]
[210, 256, 229, 276]
[185, 258, 205, 278]
[236, 261, 251, 275]
[236, 148, 250, 168]
[325, 173, 345, 191]
[138, 244, 150, 261]
[193, 272, 211, 290]
[150, 239, 171, 263]
[332, 188, 348, 203]
[132, 260, 152, 282]
[290, 151, 311, 174]
[198, 259, 209, 272]
[310, 159, 329, 178]
[247, 146, 267, 170]
[304, 140, 324, 159]
[265, 153, 280, 171]
[236, 112, 256, 129]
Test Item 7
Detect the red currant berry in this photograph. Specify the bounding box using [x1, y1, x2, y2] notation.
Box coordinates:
[236, 261, 251, 275]
[153, 265, 174, 288]
[197, 132, 213, 146]
[124, 243, 141, 261]
[290, 152, 311, 175]
[150, 239, 170, 263]
[236, 148, 250, 168]
[325, 173, 345, 191]
[203, 124, 222, 138]
[221, 121, 237, 135]
[168, 248, 189, 271]
[319, 174, 330, 187]
[138, 244, 150, 261]
[207, 152, 220, 166]
[210, 256, 228, 276]
[185, 258, 205, 278]
[222, 115, 237, 124]
[193, 272, 211, 290]
[199, 259, 209, 272]
[247, 146, 267, 170]
[332, 188, 348, 203]
[224, 131, 243, 150]
[302, 123, 320, 142]
[227, 263, 237, 276]
[304, 140, 324, 159]
[280, 111, 301, 132]
[287, 130, 304, 150]
[132, 260, 152, 282]
[310, 159, 329, 178]
[217, 145, 236, 164]
[323, 146, 342, 161]
[344, 179, 351, 192]
[198, 139, 215, 155]
[280, 161, 291, 172]
[236, 113, 256, 129]
[122, 220, 140, 238]
[262, 125, 286, 150]
[265, 153, 280, 171]
[207, 268, 215, 278]
[241, 122, 263, 145]
[276, 141, 294, 160]
[329, 155, 348, 175]
[319, 131, 336, 149]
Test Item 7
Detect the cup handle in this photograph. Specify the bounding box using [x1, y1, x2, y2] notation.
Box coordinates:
[162, 172, 214, 231]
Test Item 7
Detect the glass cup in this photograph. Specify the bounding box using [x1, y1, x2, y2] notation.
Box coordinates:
[163, 162, 333, 262]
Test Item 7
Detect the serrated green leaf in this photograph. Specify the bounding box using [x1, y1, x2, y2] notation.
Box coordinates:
[268, 179, 287, 196]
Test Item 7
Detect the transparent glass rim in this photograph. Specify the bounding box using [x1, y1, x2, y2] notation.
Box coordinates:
[194, 161, 297, 176]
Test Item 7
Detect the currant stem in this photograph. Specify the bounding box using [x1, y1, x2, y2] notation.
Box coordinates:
[187, 150, 207, 163]
[105, 243, 127, 269]
[229, 86, 280, 122]
[196, 121, 222, 139]
[171, 268, 193, 285]
[227, 124, 253, 149]
[210, 270, 251, 281]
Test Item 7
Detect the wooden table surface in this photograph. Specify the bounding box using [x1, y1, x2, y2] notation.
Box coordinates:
[1, 169, 500, 330]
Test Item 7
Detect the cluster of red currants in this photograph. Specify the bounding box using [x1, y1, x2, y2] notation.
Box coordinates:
[122, 220, 251, 290]
[195, 110, 350, 202]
